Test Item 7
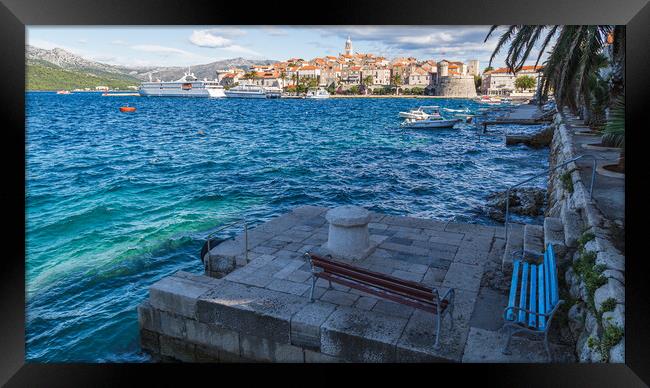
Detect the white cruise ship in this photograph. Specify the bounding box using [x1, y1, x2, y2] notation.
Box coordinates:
[139, 71, 225, 98]
[224, 84, 268, 99]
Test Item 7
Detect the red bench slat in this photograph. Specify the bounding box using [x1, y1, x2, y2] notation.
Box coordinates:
[317, 272, 447, 314]
[313, 259, 436, 303]
[311, 255, 431, 293]
[308, 253, 449, 314]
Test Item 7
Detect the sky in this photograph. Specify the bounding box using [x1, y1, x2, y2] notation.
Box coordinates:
[27, 26, 549, 70]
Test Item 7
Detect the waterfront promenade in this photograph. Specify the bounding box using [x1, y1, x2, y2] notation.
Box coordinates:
[139, 206, 574, 362]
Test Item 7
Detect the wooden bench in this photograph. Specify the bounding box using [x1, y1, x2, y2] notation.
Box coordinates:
[502, 244, 564, 360]
[304, 252, 455, 349]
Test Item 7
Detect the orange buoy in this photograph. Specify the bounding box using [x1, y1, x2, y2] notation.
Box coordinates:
[119, 106, 136, 112]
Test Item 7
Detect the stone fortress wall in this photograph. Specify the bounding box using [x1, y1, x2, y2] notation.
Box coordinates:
[435, 76, 478, 98]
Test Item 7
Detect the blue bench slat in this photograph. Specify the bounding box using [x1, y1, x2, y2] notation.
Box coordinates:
[528, 265, 537, 328]
[506, 260, 520, 321]
[537, 263, 546, 330]
[548, 245, 559, 306]
[545, 248, 552, 313]
[518, 262, 529, 324]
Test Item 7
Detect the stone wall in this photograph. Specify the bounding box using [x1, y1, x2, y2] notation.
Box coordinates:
[546, 113, 625, 363]
[138, 271, 337, 363]
[435, 76, 477, 97]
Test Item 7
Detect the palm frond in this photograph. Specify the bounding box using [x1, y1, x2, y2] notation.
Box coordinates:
[602, 93, 625, 148]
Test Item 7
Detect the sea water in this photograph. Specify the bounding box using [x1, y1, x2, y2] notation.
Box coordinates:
[26, 92, 548, 361]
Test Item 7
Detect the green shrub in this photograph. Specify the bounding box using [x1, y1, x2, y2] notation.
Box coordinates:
[577, 231, 596, 247]
[573, 250, 606, 313]
[600, 298, 617, 313]
[600, 324, 624, 362]
[560, 171, 574, 193]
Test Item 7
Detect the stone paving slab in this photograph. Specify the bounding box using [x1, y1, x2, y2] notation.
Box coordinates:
[462, 327, 575, 363]
[320, 306, 408, 362]
[196, 280, 309, 343]
[142, 206, 576, 363]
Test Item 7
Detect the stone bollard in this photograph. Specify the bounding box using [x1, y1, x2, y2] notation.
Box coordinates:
[325, 205, 371, 260]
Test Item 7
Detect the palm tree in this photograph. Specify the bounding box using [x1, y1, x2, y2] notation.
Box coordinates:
[484, 25, 622, 116]
[391, 74, 402, 95]
[362, 75, 373, 95]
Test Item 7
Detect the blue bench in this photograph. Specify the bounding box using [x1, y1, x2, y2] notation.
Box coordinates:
[502, 244, 564, 360]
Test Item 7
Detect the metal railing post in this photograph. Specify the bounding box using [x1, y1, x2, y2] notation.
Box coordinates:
[244, 221, 249, 263]
[590, 159, 596, 199]
[501, 154, 607, 269]
[205, 218, 250, 266]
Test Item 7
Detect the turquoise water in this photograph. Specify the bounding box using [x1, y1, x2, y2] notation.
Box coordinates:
[26, 92, 548, 362]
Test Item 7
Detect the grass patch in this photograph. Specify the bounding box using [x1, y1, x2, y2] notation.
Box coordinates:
[577, 231, 596, 247]
[588, 324, 624, 362]
[573, 250, 606, 313]
[560, 171, 574, 194]
[600, 298, 617, 313]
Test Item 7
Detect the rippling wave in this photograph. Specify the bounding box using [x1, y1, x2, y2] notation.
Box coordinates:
[26, 92, 548, 362]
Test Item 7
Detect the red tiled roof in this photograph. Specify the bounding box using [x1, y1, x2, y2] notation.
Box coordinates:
[489, 65, 543, 74]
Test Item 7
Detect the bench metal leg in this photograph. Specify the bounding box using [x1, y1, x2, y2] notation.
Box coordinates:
[501, 324, 514, 355]
[447, 304, 455, 331]
[544, 331, 552, 362]
[309, 276, 317, 302]
[433, 311, 442, 350]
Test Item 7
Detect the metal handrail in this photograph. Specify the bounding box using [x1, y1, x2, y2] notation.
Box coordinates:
[503, 153, 606, 261]
[204, 219, 249, 266]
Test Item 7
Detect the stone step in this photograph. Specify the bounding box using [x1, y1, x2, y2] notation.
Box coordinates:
[544, 217, 568, 263]
[544, 217, 565, 247]
[560, 202, 584, 248]
[523, 224, 544, 258]
[502, 223, 524, 268]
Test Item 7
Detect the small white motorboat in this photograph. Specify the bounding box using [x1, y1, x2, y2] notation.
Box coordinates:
[442, 107, 471, 114]
[398, 107, 431, 120]
[400, 106, 461, 129]
[306, 87, 330, 99]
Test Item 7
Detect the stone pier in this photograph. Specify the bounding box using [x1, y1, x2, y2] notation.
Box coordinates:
[138, 206, 574, 362]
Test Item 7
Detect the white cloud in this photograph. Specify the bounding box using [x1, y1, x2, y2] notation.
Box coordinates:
[397, 32, 455, 45]
[188, 29, 262, 57]
[77, 39, 88, 44]
[111, 39, 127, 45]
[189, 30, 232, 48]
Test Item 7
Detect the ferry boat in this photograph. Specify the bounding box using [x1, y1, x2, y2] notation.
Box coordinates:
[138, 70, 225, 98]
[306, 87, 330, 99]
[224, 84, 268, 99]
[264, 86, 283, 99]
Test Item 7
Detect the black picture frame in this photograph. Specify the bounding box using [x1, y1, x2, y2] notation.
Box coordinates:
[1, 0, 648, 385]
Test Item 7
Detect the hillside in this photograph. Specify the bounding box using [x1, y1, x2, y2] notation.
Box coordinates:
[134, 57, 278, 81]
[26, 62, 140, 91]
[26, 45, 278, 89]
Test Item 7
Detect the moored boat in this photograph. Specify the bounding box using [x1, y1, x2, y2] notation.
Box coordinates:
[400, 106, 461, 129]
[224, 84, 268, 99]
[139, 70, 225, 98]
[306, 87, 330, 99]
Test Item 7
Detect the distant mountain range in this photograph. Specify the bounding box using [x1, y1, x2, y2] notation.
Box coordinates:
[26, 45, 276, 90]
